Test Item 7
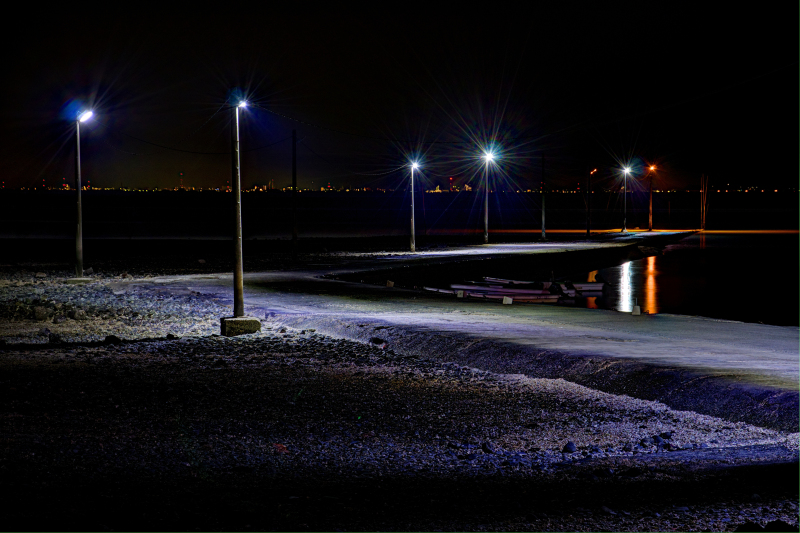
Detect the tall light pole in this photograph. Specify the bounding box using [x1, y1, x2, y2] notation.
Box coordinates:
[622, 167, 630, 233]
[232, 100, 246, 318]
[410, 161, 419, 252]
[648, 165, 656, 231]
[483, 151, 494, 244]
[541, 154, 546, 240]
[587, 168, 596, 237]
[74, 110, 92, 278]
[219, 99, 259, 337]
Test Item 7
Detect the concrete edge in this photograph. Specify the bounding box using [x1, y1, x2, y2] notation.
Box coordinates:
[267, 313, 799, 433]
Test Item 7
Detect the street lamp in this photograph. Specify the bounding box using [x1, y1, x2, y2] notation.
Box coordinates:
[74, 110, 93, 279]
[647, 165, 656, 231]
[482, 151, 494, 244]
[220, 97, 260, 336]
[410, 161, 419, 252]
[622, 167, 631, 233]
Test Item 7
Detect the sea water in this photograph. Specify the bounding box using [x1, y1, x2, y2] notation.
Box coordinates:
[575, 232, 799, 326]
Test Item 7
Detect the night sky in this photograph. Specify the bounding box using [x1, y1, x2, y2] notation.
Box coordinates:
[1, 6, 796, 192]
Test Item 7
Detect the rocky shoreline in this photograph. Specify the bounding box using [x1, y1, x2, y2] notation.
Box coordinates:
[1, 265, 798, 531]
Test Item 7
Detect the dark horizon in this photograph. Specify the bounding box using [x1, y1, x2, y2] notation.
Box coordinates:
[1, 7, 797, 193]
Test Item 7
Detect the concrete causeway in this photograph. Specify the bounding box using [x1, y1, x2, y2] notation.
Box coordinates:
[132, 232, 800, 431]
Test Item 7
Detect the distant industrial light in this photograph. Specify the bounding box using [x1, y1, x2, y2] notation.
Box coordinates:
[238, 101, 247, 108]
[78, 110, 93, 122]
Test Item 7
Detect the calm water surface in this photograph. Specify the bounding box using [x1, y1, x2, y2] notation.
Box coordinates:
[574, 232, 798, 327]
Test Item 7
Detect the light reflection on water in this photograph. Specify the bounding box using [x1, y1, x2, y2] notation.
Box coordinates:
[618, 261, 632, 313]
[583, 256, 657, 315]
[571, 233, 797, 326]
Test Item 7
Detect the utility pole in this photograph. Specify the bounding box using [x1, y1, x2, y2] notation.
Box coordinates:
[292, 129, 297, 252]
[541, 154, 546, 240]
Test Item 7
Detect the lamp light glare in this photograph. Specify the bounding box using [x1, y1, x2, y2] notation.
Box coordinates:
[238, 101, 247, 108]
[650, 165, 656, 170]
[483, 152, 495, 163]
[623, 167, 631, 174]
[411, 162, 420, 170]
[78, 110, 93, 123]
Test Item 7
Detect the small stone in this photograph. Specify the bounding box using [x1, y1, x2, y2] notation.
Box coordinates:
[33, 306, 52, 321]
[53, 316, 66, 324]
[562, 441, 577, 453]
[104, 335, 122, 345]
[166, 333, 178, 340]
[83, 267, 93, 275]
[369, 337, 387, 347]
[652, 435, 664, 444]
[35, 272, 47, 278]
[601, 506, 616, 515]
[622, 443, 633, 452]
[640, 436, 655, 446]
[48, 332, 62, 344]
[660, 431, 674, 440]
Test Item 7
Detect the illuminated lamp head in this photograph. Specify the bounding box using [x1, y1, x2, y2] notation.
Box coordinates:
[78, 110, 93, 122]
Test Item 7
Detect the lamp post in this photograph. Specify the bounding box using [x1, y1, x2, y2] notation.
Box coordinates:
[220, 99, 260, 337]
[232, 100, 246, 318]
[482, 151, 494, 244]
[648, 165, 656, 231]
[410, 161, 419, 252]
[74, 110, 92, 278]
[622, 167, 630, 233]
[587, 168, 596, 237]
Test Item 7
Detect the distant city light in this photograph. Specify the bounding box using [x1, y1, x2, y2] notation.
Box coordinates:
[78, 110, 93, 122]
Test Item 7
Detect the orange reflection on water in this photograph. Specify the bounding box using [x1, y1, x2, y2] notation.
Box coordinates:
[586, 297, 598, 309]
[587, 270, 598, 282]
[645, 255, 657, 314]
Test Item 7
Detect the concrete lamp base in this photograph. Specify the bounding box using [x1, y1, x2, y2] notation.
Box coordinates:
[220, 316, 262, 337]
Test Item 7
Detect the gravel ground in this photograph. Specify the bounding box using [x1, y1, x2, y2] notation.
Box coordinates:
[1, 268, 798, 531]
